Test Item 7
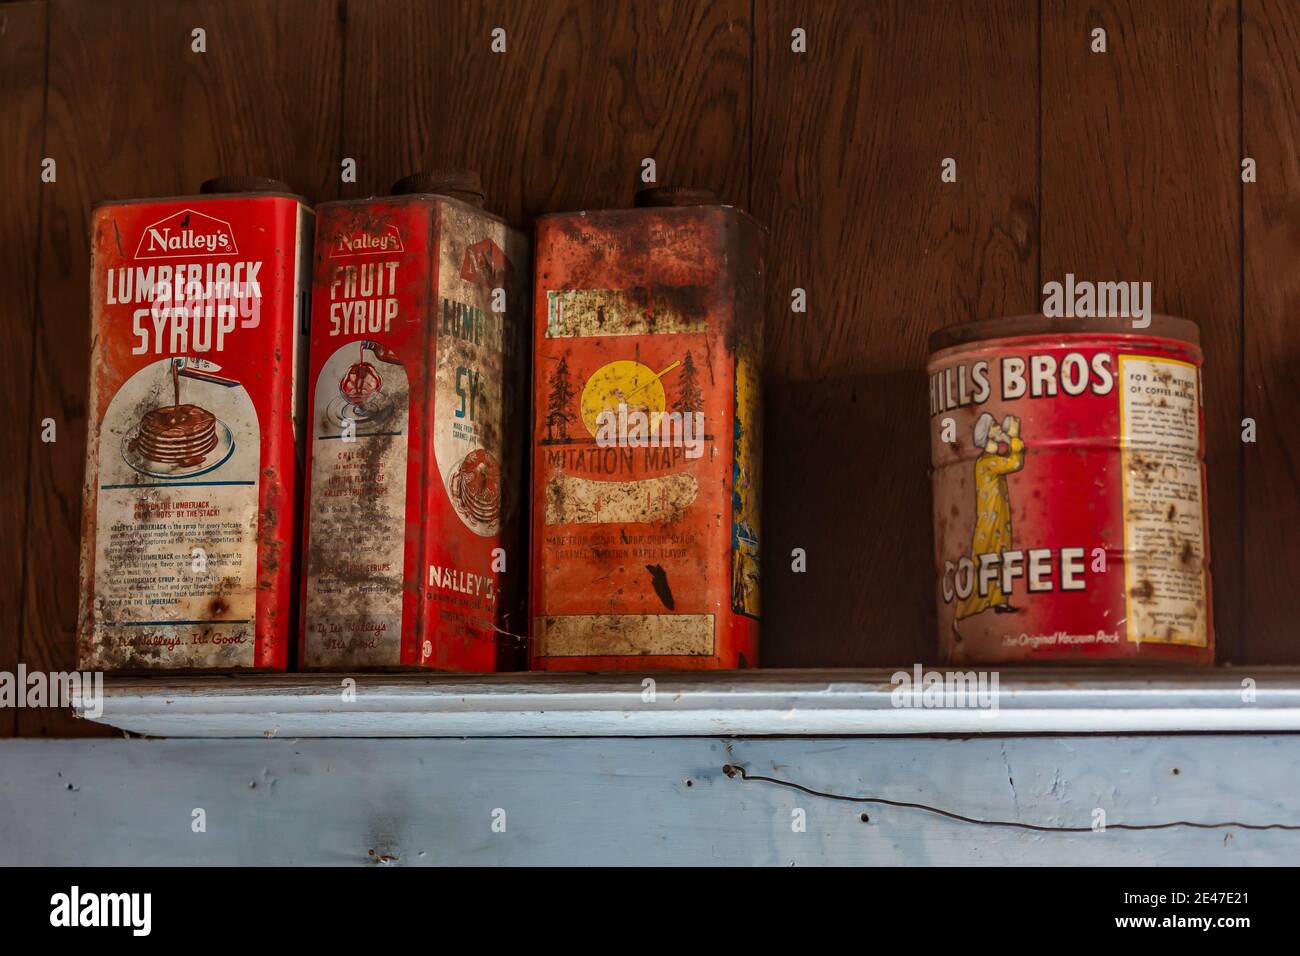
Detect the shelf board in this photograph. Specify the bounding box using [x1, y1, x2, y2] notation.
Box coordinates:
[71, 666, 1300, 738]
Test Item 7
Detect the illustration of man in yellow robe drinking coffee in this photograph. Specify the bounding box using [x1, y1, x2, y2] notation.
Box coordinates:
[955, 412, 1025, 621]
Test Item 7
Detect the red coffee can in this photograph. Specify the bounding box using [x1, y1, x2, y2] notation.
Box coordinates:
[929, 314, 1214, 665]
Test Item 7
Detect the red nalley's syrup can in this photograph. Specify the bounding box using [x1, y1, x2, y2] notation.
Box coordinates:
[928, 315, 1214, 665]
[530, 186, 764, 670]
[301, 171, 528, 671]
[78, 177, 312, 671]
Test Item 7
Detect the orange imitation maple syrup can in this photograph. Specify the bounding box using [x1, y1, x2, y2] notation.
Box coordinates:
[530, 186, 764, 670]
[301, 171, 528, 671]
[929, 315, 1214, 665]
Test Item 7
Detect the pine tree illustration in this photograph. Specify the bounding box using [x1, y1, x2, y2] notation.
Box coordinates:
[673, 350, 704, 414]
[546, 355, 577, 441]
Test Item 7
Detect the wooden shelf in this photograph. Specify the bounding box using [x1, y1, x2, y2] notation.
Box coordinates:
[72, 666, 1300, 738]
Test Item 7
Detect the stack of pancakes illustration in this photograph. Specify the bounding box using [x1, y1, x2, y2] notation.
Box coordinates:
[126, 359, 232, 472]
[131, 403, 219, 466]
[449, 448, 502, 529]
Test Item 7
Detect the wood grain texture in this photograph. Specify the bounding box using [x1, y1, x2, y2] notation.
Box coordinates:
[1040, 0, 1242, 661]
[1243, 0, 1300, 663]
[340, 0, 751, 222]
[753, 1, 1039, 665]
[5, 735, 1300, 863]
[0, 1, 47, 738]
[21, 0, 344, 734]
[9, 0, 1300, 729]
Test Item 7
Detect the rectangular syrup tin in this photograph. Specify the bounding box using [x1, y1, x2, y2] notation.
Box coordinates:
[300, 188, 528, 670]
[530, 191, 764, 670]
[79, 186, 312, 670]
[929, 315, 1214, 665]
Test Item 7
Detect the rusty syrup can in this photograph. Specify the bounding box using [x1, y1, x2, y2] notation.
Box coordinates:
[301, 171, 528, 670]
[530, 186, 764, 670]
[928, 315, 1214, 665]
[78, 177, 312, 671]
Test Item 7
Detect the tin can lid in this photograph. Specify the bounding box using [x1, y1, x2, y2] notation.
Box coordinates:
[199, 176, 294, 195]
[391, 169, 485, 206]
[928, 313, 1201, 353]
[634, 185, 719, 208]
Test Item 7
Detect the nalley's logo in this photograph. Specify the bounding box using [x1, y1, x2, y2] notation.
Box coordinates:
[332, 222, 403, 257]
[460, 238, 513, 289]
[134, 208, 237, 260]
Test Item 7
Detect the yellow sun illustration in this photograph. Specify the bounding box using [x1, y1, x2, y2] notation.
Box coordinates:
[580, 360, 674, 437]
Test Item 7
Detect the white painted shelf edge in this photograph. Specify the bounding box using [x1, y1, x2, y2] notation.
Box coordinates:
[72, 667, 1300, 737]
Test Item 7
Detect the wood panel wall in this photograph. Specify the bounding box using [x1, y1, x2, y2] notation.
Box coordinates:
[0, 0, 47, 737]
[1040, 0, 1242, 660]
[0, 0, 1295, 735]
[754, 0, 1038, 664]
[1243, 0, 1300, 665]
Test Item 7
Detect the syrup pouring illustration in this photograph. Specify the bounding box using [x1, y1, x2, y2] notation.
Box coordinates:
[340, 340, 402, 407]
[340, 340, 401, 406]
[123, 357, 241, 478]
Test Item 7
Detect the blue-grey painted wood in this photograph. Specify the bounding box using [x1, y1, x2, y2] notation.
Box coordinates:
[1, 736, 1298, 864]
